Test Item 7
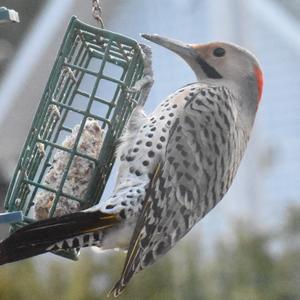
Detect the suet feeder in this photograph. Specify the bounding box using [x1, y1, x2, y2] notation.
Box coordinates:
[1, 17, 147, 260]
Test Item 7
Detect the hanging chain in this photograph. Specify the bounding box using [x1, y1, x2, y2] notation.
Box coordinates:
[92, 0, 104, 28]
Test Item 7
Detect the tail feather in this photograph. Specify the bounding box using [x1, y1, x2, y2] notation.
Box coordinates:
[0, 210, 119, 265]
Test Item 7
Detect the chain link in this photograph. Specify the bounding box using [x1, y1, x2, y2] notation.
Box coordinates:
[92, 0, 104, 28]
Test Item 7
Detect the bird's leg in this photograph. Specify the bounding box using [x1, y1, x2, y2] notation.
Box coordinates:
[126, 44, 154, 106]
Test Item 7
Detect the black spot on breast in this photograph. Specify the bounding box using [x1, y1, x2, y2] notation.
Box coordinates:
[135, 170, 142, 176]
[156, 143, 162, 150]
[143, 160, 149, 166]
[146, 141, 152, 147]
[148, 151, 155, 158]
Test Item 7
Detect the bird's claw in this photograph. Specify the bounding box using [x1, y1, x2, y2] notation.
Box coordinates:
[125, 43, 154, 105]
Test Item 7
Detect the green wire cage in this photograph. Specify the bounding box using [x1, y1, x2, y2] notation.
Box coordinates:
[2, 16, 147, 259]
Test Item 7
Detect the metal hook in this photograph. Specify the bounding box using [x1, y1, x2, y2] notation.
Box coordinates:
[92, 0, 104, 28]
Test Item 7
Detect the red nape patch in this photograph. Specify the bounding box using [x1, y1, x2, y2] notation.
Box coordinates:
[254, 65, 263, 104]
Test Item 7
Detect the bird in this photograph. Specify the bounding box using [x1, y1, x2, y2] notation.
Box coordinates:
[0, 34, 263, 297]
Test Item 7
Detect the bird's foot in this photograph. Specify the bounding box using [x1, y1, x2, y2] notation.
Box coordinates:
[126, 43, 154, 106]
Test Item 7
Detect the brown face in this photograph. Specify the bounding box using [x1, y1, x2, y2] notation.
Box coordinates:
[191, 43, 227, 61]
[189, 43, 229, 79]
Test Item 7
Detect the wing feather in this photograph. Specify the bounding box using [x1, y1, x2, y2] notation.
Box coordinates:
[111, 86, 239, 296]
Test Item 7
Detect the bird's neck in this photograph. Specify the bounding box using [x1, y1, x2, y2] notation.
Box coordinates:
[232, 77, 258, 132]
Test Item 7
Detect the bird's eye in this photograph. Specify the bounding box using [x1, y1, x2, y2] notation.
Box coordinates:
[213, 47, 226, 57]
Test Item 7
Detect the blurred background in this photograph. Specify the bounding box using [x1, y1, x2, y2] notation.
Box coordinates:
[0, 0, 299, 299]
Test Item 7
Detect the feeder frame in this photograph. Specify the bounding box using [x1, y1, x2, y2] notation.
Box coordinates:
[2, 16, 147, 260]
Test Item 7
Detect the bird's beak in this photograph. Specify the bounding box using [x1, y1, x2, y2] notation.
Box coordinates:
[141, 34, 194, 59]
[142, 34, 223, 80]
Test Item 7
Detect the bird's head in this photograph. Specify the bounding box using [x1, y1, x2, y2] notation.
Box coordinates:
[142, 34, 263, 109]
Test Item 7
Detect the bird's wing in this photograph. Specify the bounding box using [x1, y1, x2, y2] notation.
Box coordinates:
[111, 86, 236, 296]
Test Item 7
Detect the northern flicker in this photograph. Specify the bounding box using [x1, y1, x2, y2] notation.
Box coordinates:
[0, 34, 263, 296]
